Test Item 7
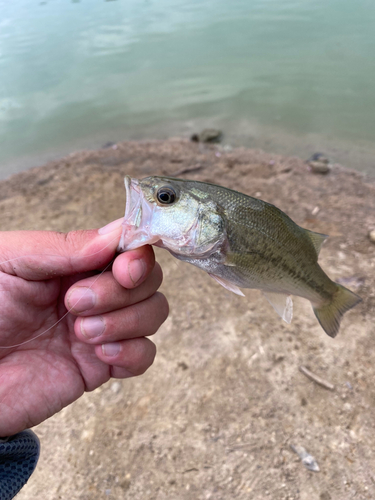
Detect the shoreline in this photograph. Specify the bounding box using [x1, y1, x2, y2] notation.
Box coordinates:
[2, 122, 375, 181]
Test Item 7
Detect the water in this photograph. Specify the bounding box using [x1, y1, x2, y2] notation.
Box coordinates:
[1, 0, 375, 178]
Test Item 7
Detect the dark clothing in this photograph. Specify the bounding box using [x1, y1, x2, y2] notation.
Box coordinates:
[0, 430, 40, 499]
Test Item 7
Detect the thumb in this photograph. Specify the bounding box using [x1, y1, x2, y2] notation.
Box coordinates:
[0, 218, 124, 280]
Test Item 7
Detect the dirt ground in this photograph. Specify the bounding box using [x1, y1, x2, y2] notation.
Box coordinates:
[1, 139, 374, 500]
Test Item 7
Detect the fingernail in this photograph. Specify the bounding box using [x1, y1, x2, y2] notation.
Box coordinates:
[81, 316, 105, 339]
[68, 287, 96, 313]
[98, 218, 124, 235]
[102, 342, 120, 357]
[128, 259, 146, 286]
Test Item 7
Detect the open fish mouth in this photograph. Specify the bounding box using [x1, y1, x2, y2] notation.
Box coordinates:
[118, 176, 159, 251]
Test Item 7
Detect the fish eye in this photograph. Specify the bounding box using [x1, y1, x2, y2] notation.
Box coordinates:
[156, 186, 177, 205]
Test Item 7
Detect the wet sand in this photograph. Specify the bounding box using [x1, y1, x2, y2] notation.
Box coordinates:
[1, 139, 375, 500]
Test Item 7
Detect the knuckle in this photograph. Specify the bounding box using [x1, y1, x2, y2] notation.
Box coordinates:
[131, 340, 156, 375]
[155, 292, 169, 321]
[153, 263, 164, 287]
[128, 305, 141, 332]
[121, 287, 132, 306]
[143, 292, 169, 336]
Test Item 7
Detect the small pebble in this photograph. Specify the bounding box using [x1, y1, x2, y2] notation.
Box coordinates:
[320, 493, 331, 500]
[307, 153, 330, 164]
[111, 381, 121, 394]
[368, 229, 375, 243]
[290, 444, 320, 472]
[308, 161, 330, 174]
[190, 128, 223, 143]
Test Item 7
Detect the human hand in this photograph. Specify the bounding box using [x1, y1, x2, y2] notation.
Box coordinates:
[0, 220, 168, 436]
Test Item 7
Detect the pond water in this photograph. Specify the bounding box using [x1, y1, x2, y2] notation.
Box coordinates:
[1, 0, 374, 178]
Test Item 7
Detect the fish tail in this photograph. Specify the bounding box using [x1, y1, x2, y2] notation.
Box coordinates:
[313, 284, 362, 338]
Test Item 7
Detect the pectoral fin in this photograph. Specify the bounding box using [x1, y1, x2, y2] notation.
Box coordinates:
[208, 274, 245, 297]
[263, 292, 293, 324]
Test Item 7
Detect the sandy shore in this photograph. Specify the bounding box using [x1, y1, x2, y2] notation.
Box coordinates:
[1, 139, 375, 500]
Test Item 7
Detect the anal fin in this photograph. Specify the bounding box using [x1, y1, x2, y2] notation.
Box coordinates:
[263, 292, 293, 324]
[208, 274, 245, 297]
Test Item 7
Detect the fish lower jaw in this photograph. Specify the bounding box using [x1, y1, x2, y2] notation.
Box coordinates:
[154, 239, 188, 254]
[118, 224, 160, 251]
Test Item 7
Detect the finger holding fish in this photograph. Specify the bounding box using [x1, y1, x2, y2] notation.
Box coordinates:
[112, 245, 156, 289]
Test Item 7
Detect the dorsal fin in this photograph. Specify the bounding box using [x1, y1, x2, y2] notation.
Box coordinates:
[306, 230, 328, 255]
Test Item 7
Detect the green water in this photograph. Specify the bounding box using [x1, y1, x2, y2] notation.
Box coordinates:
[1, 0, 374, 178]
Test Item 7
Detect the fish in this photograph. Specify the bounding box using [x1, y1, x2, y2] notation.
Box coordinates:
[118, 175, 362, 338]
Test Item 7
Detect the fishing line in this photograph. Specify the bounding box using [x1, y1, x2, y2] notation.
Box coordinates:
[0, 233, 121, 349]
[0, 260, 114, 350]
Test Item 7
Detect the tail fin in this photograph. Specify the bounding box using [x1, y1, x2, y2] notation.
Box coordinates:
[313, 284, 362, 338]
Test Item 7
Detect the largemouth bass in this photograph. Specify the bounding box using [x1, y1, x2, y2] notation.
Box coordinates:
[118, 176, 361, 337]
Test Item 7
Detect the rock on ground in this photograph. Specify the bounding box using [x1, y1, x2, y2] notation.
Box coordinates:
[1, 139, 374, 500]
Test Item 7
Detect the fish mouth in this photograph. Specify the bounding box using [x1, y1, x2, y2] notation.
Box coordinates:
[124, 176, 142, 226]
[118, 176, 159, 251]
